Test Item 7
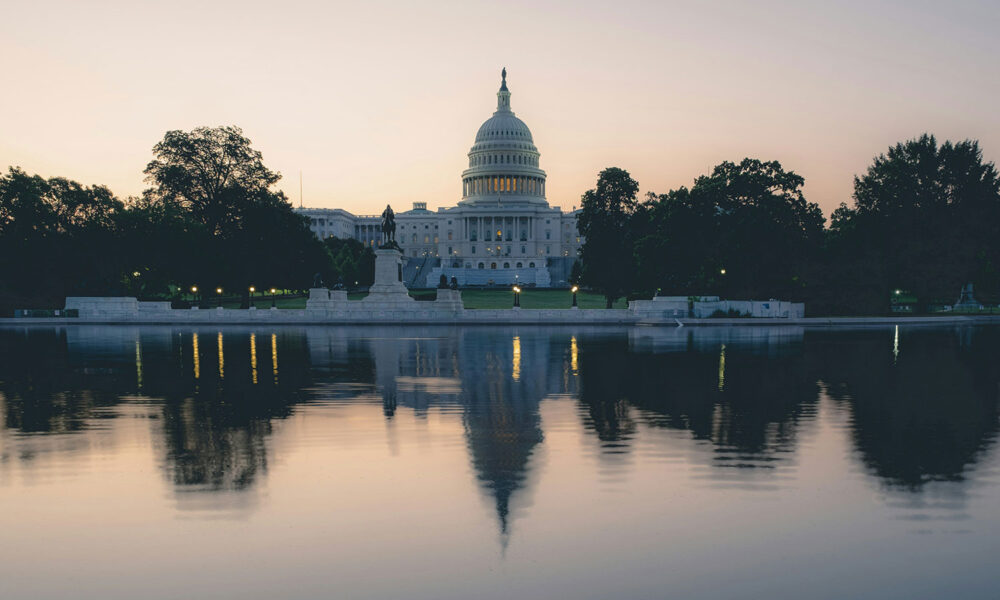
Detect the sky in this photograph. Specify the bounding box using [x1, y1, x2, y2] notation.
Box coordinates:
[1, 0, 998, 219]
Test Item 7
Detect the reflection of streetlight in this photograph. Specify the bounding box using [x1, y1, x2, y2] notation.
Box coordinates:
[513, 285, 521, 308]
[249, 286, 256, 308]
[216, 287, 223, 307]
[270, 288, 277, 308]
[571, 285, 579, 308]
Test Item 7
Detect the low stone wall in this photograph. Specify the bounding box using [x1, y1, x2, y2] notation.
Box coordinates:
[65, 297, 139, 318]
[632, 296, 806, 319]
[0, 293, 823, 326]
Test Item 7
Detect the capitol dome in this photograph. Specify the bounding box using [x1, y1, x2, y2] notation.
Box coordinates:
[460, 69, 547, 206]
[474, 113, 534, 143]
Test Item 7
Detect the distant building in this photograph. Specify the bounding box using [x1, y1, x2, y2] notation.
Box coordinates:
[297, 70, 583, 287]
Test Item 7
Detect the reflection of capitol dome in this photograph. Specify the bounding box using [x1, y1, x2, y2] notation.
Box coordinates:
[461, 68, 547, 206]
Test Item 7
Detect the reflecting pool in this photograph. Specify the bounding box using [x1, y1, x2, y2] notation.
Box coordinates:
[1, 325, 998, 599]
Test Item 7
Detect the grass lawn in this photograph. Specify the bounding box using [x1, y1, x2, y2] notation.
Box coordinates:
[183, 289, 626, 310]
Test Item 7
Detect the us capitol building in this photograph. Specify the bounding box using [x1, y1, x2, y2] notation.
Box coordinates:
[296, 70, 583, 288]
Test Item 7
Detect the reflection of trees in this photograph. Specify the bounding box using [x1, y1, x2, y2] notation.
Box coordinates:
[578, 331, 818, 467]
[576, 338, 637, 444]
[0, 327, 318, 496]
[5, 323, 1000, 522]
[811, 327, 1000, 488]
[150, 330, 314, 492]
[0, 328, 123, 435]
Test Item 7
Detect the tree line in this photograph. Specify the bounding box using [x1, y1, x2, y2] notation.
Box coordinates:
[3, 129, 998, 316]
[0, 126, 373, 314]
[577, 135, 1000, 313]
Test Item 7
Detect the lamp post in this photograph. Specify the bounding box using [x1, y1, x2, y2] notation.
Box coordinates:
[216, 287, 223, 308]
[191, 286, 199, 308]
[571, 285, 578, 308]
[270, 288, 277, 309]
[513, 285, 521, 308]
[249, 286, 256, 308]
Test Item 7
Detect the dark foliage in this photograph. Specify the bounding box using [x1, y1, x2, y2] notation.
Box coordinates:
[0, 127, 332, 314]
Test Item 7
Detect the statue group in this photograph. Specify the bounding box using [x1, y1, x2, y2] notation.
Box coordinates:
[438, 275, 459, 290]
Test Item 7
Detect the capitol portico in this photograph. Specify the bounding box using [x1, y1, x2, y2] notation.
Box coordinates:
[297, 70, 583, 287]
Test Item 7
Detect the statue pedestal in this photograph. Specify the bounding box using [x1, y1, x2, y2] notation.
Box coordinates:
[306, 288, 349, 312]
[363, 248, 414, 306]
[306, 288, 330, 310]
[435, 288, 463, 312]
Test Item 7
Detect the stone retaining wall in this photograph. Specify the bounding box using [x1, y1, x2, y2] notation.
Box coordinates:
[12, 295, 994, 327]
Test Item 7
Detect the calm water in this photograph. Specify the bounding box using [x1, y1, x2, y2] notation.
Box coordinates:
[1, 324, 998, 599]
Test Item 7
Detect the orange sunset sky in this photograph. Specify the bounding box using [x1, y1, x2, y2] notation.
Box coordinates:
[1, 0, 998, 218]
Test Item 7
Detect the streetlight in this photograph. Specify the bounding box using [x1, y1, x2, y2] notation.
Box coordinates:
[720, 268, 726, 275]
[249, 286, 256, 308]
[216, 287, 223, 308]
[270, 288, 277, 308]
[513, 285, 521, 308]
[571, 285, 579, 308]
[191, 286, 199, 307]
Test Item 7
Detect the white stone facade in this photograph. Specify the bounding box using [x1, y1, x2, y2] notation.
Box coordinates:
[296, 70, 584, 287]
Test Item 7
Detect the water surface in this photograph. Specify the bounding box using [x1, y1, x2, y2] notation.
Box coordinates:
[1, 325, 998, 599]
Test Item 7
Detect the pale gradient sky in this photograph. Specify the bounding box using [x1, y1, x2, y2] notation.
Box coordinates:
[1, 0, 998, 218]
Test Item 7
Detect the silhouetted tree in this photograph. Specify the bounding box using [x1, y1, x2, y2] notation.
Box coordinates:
[568, 259, 583, 286]
[142, 126, 330, 299]
[577, 167, 641, 307]
[635, 159, 824, 300]
[324, 237, 375, 288]
[829, 135, 1000, 311]
[0, 167, 126, 311]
